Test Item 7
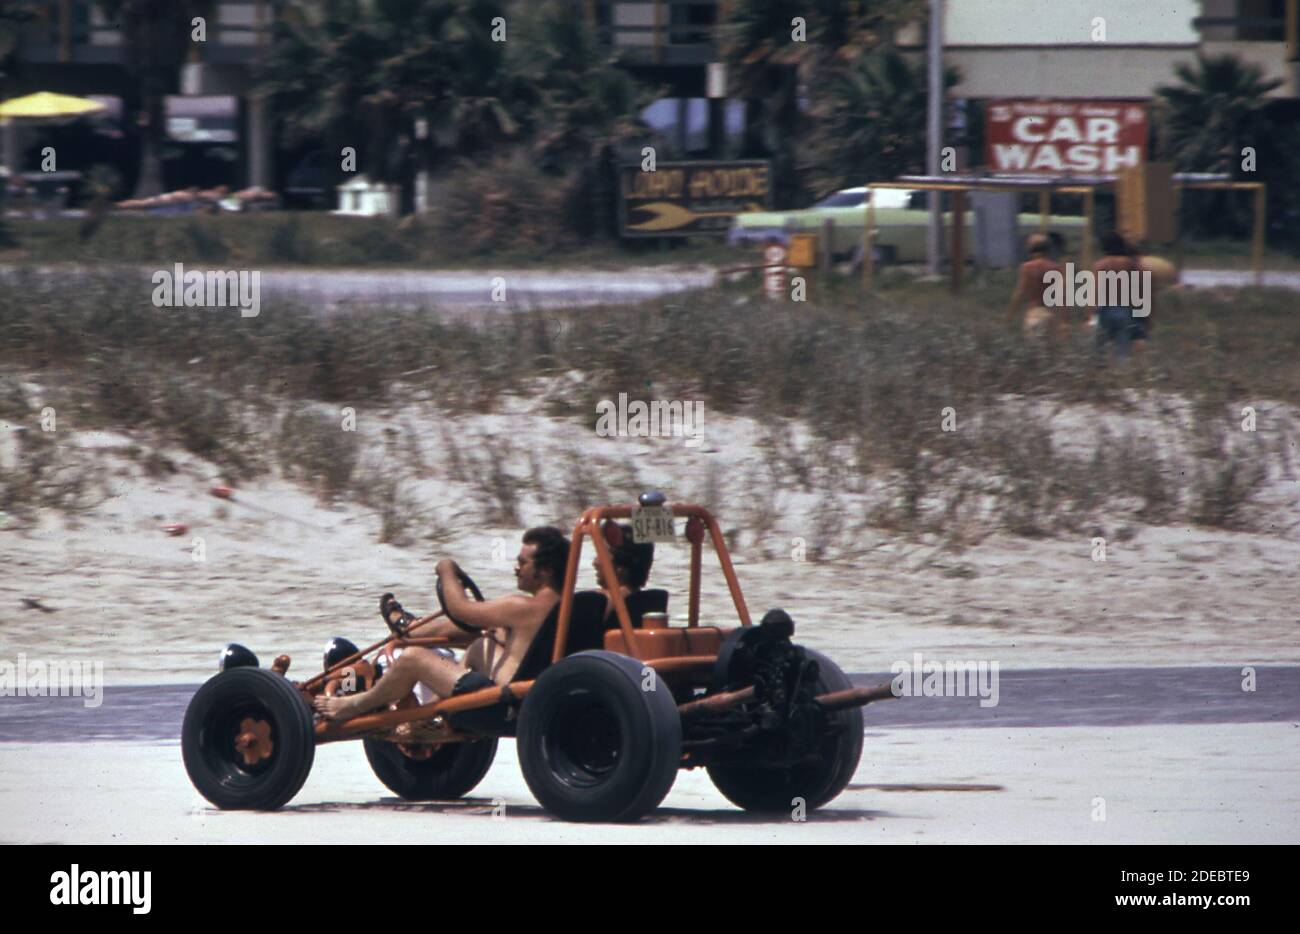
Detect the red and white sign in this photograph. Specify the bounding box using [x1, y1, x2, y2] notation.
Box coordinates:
[985, 100, 1148, 174]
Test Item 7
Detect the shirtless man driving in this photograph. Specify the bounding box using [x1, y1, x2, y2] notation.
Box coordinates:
[314, 526, 570, 721]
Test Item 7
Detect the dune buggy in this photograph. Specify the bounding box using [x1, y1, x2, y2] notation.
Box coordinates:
[182, 495, 893, 822]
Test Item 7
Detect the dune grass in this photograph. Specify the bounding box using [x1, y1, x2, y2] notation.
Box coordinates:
[0, 269, 1294, 543]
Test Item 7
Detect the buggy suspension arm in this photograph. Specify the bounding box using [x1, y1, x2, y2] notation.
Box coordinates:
[314, 679, 897, 745]
[815, 683, 898, 711]
[678, 681, 897, 720]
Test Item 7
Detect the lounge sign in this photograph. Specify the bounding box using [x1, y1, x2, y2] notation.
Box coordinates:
[985, 100, 1148, 174]
[619, 160, 771, 237]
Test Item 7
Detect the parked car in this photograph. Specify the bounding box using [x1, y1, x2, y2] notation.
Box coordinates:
[729, 186, 1087, 264]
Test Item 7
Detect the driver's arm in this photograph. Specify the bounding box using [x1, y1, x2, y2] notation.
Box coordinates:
[436, 562, 539, 633]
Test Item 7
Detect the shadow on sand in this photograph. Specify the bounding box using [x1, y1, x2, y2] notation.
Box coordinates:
[279, 796, 890, 824]
[849, 782, 1005, 793]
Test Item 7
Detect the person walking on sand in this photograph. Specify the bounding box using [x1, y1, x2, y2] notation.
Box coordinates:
[1092, 231, 1145, 361]
[1006, 233, 1067, 341]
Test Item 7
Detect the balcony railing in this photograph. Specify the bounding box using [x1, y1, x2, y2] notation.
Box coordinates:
[15, 0, 272, 66]
[15, 1, 734, 70]
[593, 0, 724, 66]
[1194, 5, 1299, 59]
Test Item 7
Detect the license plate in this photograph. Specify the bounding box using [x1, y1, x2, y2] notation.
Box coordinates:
[631, 504, 676, 543]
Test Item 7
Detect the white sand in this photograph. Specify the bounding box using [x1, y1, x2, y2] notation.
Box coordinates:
[2, 390, 1299, 683]
[3, 379, 1298, 844]
[2, 723, 1295, 843]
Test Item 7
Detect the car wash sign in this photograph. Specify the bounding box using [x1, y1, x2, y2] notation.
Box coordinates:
[985, 100, 1148, 174]
[619, 160, 771, 237]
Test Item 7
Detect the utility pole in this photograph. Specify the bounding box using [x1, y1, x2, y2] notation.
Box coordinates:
[707, 62, 727, 158]
[926, 0, 944, 276]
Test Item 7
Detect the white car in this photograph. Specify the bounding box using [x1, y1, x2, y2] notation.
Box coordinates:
[729, 185, 1085, 262]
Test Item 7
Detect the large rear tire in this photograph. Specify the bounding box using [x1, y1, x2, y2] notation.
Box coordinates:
[517, 652, 681, 822]
[182, 667, 316, 810]
[707, 648, 863, 813]
[363, 736, 498, 800]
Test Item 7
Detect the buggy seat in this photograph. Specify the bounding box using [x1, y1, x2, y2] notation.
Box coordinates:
[513, 590, 610, 682]
[621, 588, 669, 626]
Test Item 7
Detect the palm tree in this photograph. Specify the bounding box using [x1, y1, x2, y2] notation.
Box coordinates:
[96, 1, 215, 198]
[1156, 53, 1289, 237]
[507, 1, 654, 235]
[262, 0, 648, 223]
[805, 48, 958, 196]
[720, 0, 923, 207]
[1157, 54, 1282, 174]
[508, 0, 647, 169]
[261, 0, 526, 207]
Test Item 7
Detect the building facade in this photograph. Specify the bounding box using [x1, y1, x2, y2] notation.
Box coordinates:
[900, 0, 1298, 100]
[4, 0, 273, 188]
[5, 1, 1296, 190]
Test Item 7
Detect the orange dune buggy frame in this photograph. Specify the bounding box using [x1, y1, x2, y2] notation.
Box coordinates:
[305, 503, 883, 747]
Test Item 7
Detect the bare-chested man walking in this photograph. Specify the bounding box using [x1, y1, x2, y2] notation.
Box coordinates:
[1006, 233, 1068, 340]
[314, 526, 569, 721]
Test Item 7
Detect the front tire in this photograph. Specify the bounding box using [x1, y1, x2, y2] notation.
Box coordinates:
[363, 736, 498, 800]
[707, 648, 863, 813]
[182, 667, 316, 810]
[517, 652, 681, 822]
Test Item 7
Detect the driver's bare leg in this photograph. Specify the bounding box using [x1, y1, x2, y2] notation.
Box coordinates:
[314, 647, 465, 721]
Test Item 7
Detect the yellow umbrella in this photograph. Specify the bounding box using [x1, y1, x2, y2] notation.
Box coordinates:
[0, 92, 108, 120]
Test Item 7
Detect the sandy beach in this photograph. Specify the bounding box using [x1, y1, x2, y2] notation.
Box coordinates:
[3, 388, 1298, 843]
[3, 722, 1296, 844]
[2, 393, 1298, 684]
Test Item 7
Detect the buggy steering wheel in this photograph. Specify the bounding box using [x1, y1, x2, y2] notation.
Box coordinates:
[436, 564, 486, 633]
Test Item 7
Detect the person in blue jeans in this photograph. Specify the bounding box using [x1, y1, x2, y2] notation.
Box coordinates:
[1093, 231, 1143, 360]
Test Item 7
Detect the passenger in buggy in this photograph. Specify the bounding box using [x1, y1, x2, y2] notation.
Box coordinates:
[595, 522, 655, 622]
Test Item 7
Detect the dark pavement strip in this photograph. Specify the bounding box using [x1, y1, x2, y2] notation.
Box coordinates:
[1, 667, 1294, 743]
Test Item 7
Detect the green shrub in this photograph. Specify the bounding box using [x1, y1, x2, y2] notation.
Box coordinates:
[267, 215, 311, 264]
[181, 217, 230, 262]
[432, 155, 579, 257]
